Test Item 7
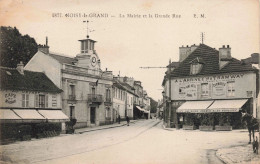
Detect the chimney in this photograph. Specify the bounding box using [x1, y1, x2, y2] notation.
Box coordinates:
[179, 45, 191, 62]
[191, 44, 198, 52]
[251, 53, 259, 64]
[17, 61, 24, 75]
[219, 45, 231, 60]
[38, 37, 49, 54]
[219, 45, 231, 69]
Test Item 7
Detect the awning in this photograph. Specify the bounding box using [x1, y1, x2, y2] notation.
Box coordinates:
[136, 106, 145, 112]
[0, 109, 22, 123]
[208, 99, 248, 112]
[38, 110, 69, 122]
[144, 110, 149, 113]
[13, 109, 46, 122]
[177, 101, 214, 113]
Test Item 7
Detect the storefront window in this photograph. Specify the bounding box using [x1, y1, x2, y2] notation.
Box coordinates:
[227, 81, 235, 97]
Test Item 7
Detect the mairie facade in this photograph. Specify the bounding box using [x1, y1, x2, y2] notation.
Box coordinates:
[25, 36, 113, 128]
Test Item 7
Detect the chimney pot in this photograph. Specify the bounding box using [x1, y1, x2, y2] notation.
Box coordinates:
[17, 61, 24, 75]
[227, 45, 230, 48]
[186, 45, 189, 47]
[222, 45, 225, 48]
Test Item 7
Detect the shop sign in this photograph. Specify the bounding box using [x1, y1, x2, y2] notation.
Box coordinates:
[179, 84, 197, 99]
[212, 82, 226, 96]
[174, 73, 244, 83]
[5, 93, 16, 104]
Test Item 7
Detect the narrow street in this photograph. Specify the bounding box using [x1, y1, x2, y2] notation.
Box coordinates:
[0, 119, 250, 164]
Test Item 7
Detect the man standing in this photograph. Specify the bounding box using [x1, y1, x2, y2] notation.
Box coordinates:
[118, 115, 121, 124]
[126, 116, 130, 126]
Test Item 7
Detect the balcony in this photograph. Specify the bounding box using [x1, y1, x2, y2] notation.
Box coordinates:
[104, 97, 112, 106]
[69, 95, 76, 100]
[88, 94, 103, 104]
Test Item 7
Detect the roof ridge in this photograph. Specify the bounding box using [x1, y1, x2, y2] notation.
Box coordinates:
[49, 52, 75, 59]
[0, 66, 16, 70]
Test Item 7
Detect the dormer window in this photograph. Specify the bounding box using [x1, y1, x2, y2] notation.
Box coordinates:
[189, 57, 204, 75]
[190, 63, 202, 75]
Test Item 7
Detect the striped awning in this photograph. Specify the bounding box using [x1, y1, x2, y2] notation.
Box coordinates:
[208, 99, 248, 112]
[177, 101, 214, 113]
[38, 110, 69, 122]
[0, 109, 22, 123]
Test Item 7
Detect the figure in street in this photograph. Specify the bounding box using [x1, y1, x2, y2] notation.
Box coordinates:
[253, 136, 259, 154]
[118, 115, 121, 124]
[126, 115, 130, 126]
[241, 112, 259, 144]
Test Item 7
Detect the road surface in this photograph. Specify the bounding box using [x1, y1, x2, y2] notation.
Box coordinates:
[0, 119, 249, 164]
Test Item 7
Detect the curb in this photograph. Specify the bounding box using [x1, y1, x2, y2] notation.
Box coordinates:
[77, 120, 138, 134]
[162, 124, 175, 131]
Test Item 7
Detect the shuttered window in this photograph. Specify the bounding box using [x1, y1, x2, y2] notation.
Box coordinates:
[35, 94, 39, 108]
[22, 94, 29, 107]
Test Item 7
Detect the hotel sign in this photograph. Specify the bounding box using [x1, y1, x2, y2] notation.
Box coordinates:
[174, 74, 244, 83]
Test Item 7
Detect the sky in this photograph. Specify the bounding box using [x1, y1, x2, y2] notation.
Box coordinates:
[0, 0, 259, 101]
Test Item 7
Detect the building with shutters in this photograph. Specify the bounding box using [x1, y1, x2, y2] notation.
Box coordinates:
[25, 36, 113, 128]
[0, 63, 68, 140]
[162, 44, 259, 129]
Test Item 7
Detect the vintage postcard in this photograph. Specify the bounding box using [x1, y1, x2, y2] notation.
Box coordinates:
[0, 0, 259, 163]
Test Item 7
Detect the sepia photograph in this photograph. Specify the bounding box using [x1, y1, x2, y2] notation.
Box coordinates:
[0, 0, 259, 163]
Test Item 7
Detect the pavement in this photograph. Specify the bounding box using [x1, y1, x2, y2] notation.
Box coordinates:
[217, 143, 260, 164]
[74, 119, 139, 134]
[162, 125, 260, 164]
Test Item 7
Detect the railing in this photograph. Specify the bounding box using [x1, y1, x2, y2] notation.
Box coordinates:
[104, 97, 112, 103]
[88, 94, 103, 103]
[68, 95, 76, 100]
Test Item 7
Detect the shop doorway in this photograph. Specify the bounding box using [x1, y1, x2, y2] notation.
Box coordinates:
[90, 107, 96, 124]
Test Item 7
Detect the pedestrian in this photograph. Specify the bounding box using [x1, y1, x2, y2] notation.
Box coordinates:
[118, 115, 121, 124]
[126, 116, 130, 126]
[253, 136, 258, 154]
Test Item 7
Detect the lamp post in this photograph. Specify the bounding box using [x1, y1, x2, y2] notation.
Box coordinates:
[162, 90, 165, 123]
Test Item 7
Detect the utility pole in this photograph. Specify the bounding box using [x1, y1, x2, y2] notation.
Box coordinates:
[167, 59, 172, 128]
[140, 59, 174, 128]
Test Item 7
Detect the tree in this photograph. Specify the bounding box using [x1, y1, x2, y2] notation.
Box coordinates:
[149, 97, 158, 113]
[0, 26, 38, 68]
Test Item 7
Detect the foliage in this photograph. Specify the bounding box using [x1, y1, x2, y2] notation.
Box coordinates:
[35, 123, 61, 134]
[219, 113, 231, 126]
[18, 125, 32, 139]
[185, 113, 196, 126]
[201, 113, 214, 126]
[0, 123, 19, 140]
[0, 26, 38, 67]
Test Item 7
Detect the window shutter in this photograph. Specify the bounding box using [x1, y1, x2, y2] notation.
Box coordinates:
[26, 94, 29, 107]
[209, 83, 212, 98]
[22, 94, 25, 107]
[35, 94, 39, 108]
[197, 84, 201, 99]
[45, 95, 48, 108]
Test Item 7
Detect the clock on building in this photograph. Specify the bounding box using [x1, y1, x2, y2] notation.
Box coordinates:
[91, 55, 97, 66]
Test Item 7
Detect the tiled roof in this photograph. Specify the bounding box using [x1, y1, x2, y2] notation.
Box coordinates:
[113, 80, 139, 97]
[170, 44, 257, 77]
[168, 61, 180, 68]
[0, 67, 62, 93]
[48, 53, 77, 65]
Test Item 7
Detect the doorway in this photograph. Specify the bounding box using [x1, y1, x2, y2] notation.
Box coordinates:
[90, 107, 96, 124]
